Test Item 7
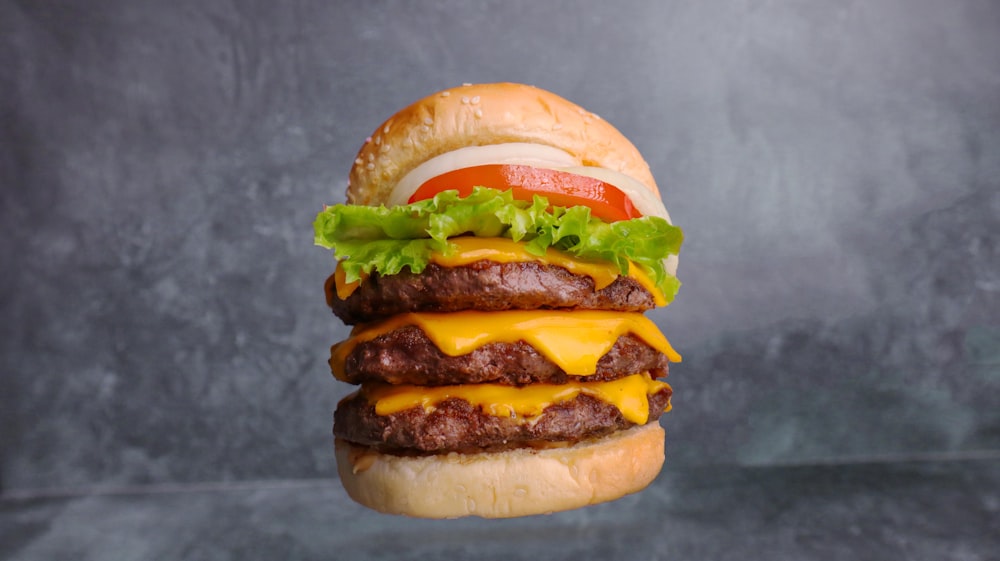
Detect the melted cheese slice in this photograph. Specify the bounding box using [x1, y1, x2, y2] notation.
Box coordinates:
[330, 310, 681, 380]
[362, 373, 671, 425]
[328, 237, 667, 306]
[326, 266, 362, 304]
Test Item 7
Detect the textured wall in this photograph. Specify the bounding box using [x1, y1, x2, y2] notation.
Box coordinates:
[2, 0, 998, 490]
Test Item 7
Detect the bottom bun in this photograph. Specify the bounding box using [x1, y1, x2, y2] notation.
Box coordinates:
[334, 423, 665, 519]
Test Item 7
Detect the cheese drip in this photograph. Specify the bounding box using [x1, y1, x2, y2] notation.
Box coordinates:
[362, 372, 671, 424]
[328, 237, 666, 306]
[329, 310, 681, 380]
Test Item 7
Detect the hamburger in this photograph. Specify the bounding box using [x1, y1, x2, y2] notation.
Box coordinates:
[314, 83, 683, 518]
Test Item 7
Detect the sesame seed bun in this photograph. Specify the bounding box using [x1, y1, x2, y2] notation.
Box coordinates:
[334, 422, 666, 519]
[347, 83, 659, 205]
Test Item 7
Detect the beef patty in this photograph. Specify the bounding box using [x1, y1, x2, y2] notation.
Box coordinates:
[333, 326, 670, 386]
[328, 261, 657, 324]
[334, 386, 673, 454]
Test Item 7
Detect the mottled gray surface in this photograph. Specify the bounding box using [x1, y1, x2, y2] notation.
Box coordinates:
[2, 460, 999, 561]
[2, 0, 1000, 491]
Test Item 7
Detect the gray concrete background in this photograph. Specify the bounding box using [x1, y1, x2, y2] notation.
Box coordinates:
[2, 0, 998, 491]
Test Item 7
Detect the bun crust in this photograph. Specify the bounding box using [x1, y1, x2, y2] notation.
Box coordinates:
[348, 83, 658, 205]
[334, 423, 665, 519]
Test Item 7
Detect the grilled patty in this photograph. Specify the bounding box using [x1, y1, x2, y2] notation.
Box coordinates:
[334, 326, 670, 386]
[328, 261, 657, 324]
[333, 386, 673, 454]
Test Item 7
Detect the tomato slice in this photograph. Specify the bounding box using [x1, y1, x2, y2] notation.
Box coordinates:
[407, 164, 641, 222]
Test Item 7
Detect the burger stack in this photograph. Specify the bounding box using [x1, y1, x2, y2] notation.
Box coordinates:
[314, 83, 684, 518]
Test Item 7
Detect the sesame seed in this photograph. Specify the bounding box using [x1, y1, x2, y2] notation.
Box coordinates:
[474, 108, 483, 118]
[383, 124, 390, 134]
[366, 163, 375, 170]
[441, 91, 450, 97]
[354, 158, 363, 165]
[374, 135, 381, 145]
[421, 125, 431, 132]
[461, 96, 470, 104]
[462, 82, 472, 86]
[364, 136, 372, 144]
[367, 153, 375, 162]
[380, 144, 390, 153]
[471, 95, 480, 104]
[578, 108, 586, 115]
[423, 117, 433, 125]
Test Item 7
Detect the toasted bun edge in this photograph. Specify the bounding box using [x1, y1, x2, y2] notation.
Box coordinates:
[335, 422, 666, 519]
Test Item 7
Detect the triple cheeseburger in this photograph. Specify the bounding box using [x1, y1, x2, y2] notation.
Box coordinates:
[314, 83, 684, 518]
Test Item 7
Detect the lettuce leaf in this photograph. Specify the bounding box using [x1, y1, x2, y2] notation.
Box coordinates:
[314, 187, 683, 302]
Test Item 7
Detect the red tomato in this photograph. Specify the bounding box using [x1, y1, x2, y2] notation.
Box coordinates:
[407, 164, 640, 222]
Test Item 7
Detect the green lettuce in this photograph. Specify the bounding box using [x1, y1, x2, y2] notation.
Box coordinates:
[314, 187, 683, 303]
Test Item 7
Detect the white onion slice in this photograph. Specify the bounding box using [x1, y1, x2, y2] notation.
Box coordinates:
[387, 143, 578, 206]
[555, 166, 671, 222]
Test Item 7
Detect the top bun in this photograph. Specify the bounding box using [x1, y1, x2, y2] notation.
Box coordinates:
[347, 83, 658, 205]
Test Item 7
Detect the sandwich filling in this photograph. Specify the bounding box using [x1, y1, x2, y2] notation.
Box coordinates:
[384, 143, 672, 220]
[326, 237, 666, 324]
[334, 373, 673, 453]
[317, 150, 683, 457]
[332, 328, 670, 386]
[330, 310, 679, 380]
[313, 186, 683, 304]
